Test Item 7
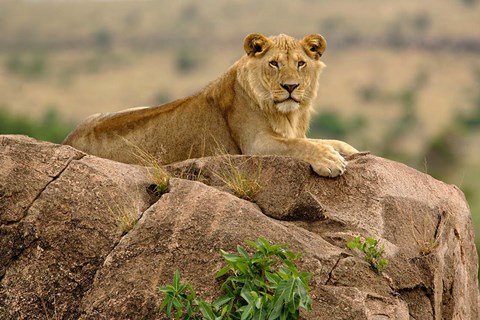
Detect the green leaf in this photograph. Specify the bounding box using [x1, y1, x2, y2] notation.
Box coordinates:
[237, 245, 250, 259]
[235, 262, 248, 274]
[240, 303, 254, 320]
[283, 260, 298, 274]
[222, 252, 242, 263]
[299, 271, 312, 286]
[159, 298, 170, 312]
[240, 287, 254, 304]
[277, 277, 296, 303]
[254, 295, 264, 309]
[244, 239, 258, 250]
[265, 271, 281, 286]
[212, 296, 232, 309]
[159, 286, 175, 295]
[185, 300, 193, 316]
[295, 277, 312, 311]
[198, 301, 217, 320]
[346, 239, 357, 250]
[259, 237, 272, 252]
[216, 266, 231, 278]
[172, 297, 183, 309]
[375, 258, 389, 272]
[280, 308, 289, 320]
[173, 270, 181, 291]
[187, 285, 197, 301]
[175, 307, 182, 320]
[253, 305, 267, 320]
[267, 298, 283, 320]
[166, 299, 173, 316]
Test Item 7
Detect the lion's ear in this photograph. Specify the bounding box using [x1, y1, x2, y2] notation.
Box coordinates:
[301, 34, 327, 60]
[244, 33, 272, 57]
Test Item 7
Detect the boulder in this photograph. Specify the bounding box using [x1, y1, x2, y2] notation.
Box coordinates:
[0, 135, 478, 319]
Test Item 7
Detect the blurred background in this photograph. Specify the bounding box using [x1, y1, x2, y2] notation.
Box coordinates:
[0, 0, 479, 273]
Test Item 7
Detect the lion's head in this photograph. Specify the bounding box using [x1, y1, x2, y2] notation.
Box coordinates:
[238, 33, 327, 114]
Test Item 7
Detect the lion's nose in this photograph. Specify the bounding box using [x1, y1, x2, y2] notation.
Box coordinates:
[281, 83, 299, 94]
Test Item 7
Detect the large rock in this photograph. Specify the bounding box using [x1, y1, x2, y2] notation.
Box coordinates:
[0, 135, 478, 319]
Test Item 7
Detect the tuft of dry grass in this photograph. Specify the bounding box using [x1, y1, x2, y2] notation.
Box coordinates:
[215, 156, 261, 201]
[100, 189, 140, 235]
[117, 211, 137, 235]
[171, 163, 206, 183]
[122, 137, 170, 195]
[115, 207, 138, 235]
[113, 205, 138, 235]
[416, 239, 438, 256]
[410, 212, 440, 256]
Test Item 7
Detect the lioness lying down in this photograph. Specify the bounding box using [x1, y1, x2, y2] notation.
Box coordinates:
[64, 33, 358, 177]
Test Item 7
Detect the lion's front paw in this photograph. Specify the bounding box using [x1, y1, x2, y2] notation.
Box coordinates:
[337, 143, 358, 156]
[328, 140, 358, 156]
[309, 139, 358, 156]
[310, 145, 347, 178]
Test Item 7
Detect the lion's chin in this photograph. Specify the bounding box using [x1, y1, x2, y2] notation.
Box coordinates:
[276, 99, 300, 113]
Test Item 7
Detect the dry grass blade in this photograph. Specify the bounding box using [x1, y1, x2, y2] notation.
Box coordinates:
[214, 155, 261, 201]
[121, 136, 170, 195]
[115, 207, 138, 235]
[410, 211, 440, 256]
[99, 189, 140, 235]
[224, 166, 260, 201]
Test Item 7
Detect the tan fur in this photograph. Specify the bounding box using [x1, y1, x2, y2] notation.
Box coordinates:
[63, 33, 358, 177]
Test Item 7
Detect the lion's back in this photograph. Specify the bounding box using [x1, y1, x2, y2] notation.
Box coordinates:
[63, 95, 241, 165]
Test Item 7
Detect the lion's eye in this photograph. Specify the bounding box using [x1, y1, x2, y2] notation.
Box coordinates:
[269, 61, 279, 68]
[298, 61, 306, 68]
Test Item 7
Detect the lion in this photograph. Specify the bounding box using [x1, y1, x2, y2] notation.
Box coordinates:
[63, 33, 358, 177]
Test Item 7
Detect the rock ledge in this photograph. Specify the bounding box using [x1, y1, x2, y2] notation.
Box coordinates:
[0, 135, 478, 319]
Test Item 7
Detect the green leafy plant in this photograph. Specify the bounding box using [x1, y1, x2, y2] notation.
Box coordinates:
[158, 237, 312, 320]
[347, 236, 389, 272]
[159, 271, 217, 320]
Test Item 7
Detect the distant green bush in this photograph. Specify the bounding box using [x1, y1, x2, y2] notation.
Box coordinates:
[358, 84, 381, 102]
[456, 87, 480, 130]
[461, 0, 478, 7]
[310, 111, 348, 139]
[5, 52, 48, 78]
[153, 90, 172, 105]
[309, 110, 366, 140]
[176, 46, 199, 73]
[93, 27, 114, 51]
[0, 106, 74, 143]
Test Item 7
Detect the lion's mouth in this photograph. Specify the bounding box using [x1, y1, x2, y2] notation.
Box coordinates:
[275, 96, 300, 104]
[274, 97, 300, 113]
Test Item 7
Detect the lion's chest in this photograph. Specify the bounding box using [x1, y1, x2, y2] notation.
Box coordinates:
[270, 114, 305, 139]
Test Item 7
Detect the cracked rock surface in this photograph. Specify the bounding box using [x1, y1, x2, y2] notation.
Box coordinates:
[1, 135, 478, 319]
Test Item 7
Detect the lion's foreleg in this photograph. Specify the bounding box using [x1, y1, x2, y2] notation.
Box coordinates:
[249, 136, 347, 177]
